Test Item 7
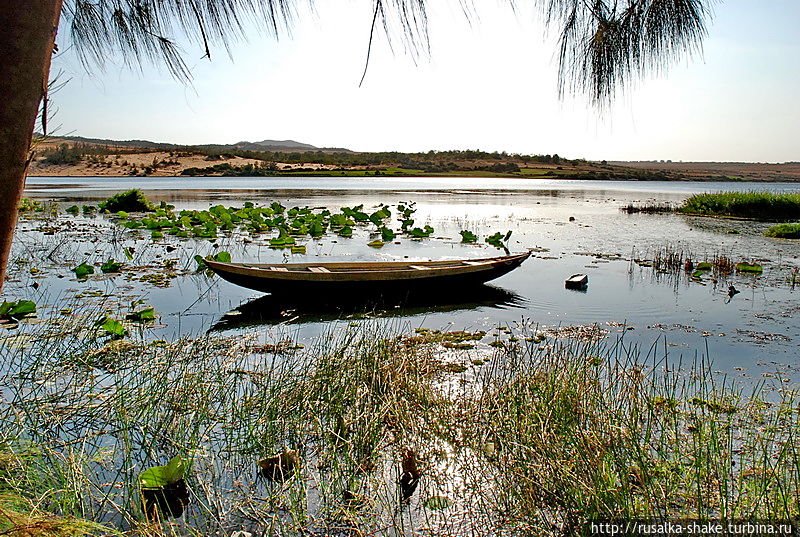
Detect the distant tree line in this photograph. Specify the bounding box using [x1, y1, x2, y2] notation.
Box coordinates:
[181, 147, 579, 168]
[38, 140, 585, 171]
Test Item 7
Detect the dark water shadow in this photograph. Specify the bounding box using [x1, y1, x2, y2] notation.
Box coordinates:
[209, 284, 526, 331]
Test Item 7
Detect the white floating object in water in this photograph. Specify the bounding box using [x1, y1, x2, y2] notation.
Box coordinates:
[565, 274, 588, 289]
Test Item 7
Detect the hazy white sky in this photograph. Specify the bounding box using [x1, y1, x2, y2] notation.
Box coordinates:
[52, 0, 800, 162]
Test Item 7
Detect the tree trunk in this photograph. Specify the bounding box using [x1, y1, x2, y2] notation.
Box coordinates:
[0, 1, 63, 291]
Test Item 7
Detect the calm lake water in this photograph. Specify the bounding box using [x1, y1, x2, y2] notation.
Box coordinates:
[13, 177, 800, 380]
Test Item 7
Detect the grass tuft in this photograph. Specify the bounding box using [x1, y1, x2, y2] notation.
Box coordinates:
[765, 223, 800, 239]
[98, 189, 155, 212]
[679, 192, 800, 220]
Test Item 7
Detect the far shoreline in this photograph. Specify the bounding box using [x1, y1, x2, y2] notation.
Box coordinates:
[25, 173, 800, 183]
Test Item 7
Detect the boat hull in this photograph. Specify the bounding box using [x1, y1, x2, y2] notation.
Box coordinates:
[205, 252, 530, 295]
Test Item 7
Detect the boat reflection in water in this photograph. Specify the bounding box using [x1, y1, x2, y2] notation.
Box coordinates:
[210, 284, 525, 331]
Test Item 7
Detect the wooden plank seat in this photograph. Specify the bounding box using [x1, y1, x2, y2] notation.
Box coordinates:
[308, 267, 331, 273]
[269, 267, 289, 272]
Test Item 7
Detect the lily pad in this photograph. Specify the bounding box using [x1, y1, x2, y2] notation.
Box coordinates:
[73, 263, 95, 279]
[0, 300, 36, 320]
[126, 307, 156, 322]
[139, 456, 190, 489]
[213, 251, 232, 263]
[380, 227, 396, 241]
[736, 262, 763, 273]
[408, 225, 433, 238]
[96, 316, 127, 337]
[486, 231, 512, 249]
[459, 230, 478, 243]
[101, 259, 123, 273]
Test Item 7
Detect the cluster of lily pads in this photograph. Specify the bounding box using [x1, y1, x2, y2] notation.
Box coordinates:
[687, 260, 763, 281]
[59, 190, 513, 253]
[100, 196, 416, 248]
[73, 259, 123, 279]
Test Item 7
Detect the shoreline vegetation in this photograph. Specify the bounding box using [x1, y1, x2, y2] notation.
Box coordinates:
[679, 192, 800, 220]
[29, 136, 800, 181]
[4, 320, 800, 536]
[621, 192, 800, 236]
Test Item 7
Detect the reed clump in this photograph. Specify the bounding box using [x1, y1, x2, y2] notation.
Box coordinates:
[462, 336, 800, 531]
[620, 202, 674, 214]
[634, 245, 737, 281]
[679, 192, 800, 220]
[765, 223, 800, 239]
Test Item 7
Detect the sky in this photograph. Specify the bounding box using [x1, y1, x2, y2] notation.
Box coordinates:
[51, 0, 800, 162]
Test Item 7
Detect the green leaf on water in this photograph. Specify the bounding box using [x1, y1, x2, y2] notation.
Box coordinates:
[423, 496, 452, 510]
[95, 316, 127, 337]
[459, 230, 477, 243]
[213, 251, 232, 263]
[485, 231, 512, 249]
[310, 221, 325, 237]
[73, 263, 95, 279]
[736, 262, 763, 273]
[123, 247, 134, 260]
[369, 207, 391, 226]
[368, 240, 384, 248]
[0, 300, 36, 320]
[291, 245, 307, 254]
[380, 227, 396, 242]
[269, 236, 295, 248]
[126, 307, 156, 322]
[194, 255, 207, 271]
[100, 259, 122, 273]
[408, 225, 433, 238]
[139, 456, 190, 489]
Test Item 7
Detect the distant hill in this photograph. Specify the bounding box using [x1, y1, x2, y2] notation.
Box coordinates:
[38, 134, 349, 152]
[234, 139, 318, 151]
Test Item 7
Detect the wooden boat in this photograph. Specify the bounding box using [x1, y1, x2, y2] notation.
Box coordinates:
[565, 273, 588, 289]
[205, 251, 531, 294]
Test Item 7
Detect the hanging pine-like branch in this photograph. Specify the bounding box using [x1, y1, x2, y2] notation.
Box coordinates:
[60, 0, 711, 104]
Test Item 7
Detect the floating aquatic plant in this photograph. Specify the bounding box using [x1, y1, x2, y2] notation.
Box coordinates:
[0, 299, 36, 320]
[485, 230, 512, 249]
[460, 230, 478, 243]
[73, 263, 94, 279]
